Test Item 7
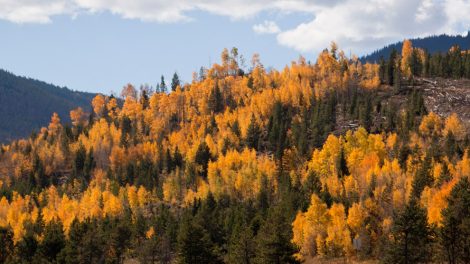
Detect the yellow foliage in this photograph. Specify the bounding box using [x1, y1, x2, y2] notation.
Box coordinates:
[443, 113, 466, 140]
[207, 148, 276, 199]
[419, 112, 443, 137]
[92, 94, 106, 117]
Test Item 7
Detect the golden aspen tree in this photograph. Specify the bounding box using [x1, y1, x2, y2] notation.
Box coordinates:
[326, 203, 352, 257]
[70, 107, 85, 127]
[107, 97, 119, 119]
[121, 83, 137, 99]
[443, 113, 466, 140]
[48, 112, 62, 134]
[92, 94, 106, 117]
[292, 194, 330, 258]
[419, 112, 443, 137]
[401, 39, 413, 78]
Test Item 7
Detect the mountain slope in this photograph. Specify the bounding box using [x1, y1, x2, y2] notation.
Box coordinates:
[0, 69, 95, 142]
[362, 31, 470, 62]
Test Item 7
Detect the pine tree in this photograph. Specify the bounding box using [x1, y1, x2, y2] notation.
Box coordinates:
[195, 141, 211, 178]
[73, 142, 86, 179]
[15, 224, 38, 263]
[254, 207, 300, 264]
[337, 147, 349, 178]
[384, 199, 433, 264]
[379, 56, 386, 84]
[387, 49, 398, 86]
[411, 152, 433, 199]
[177, 216, 217, 264]
[268, 101, 289, 162]
[208, 82, 224, 114]
[39, 220, 66, 262]
[171, 72, 181, 92]
[59, 219, 84, 264]
[160, 75, 167, 93]
[441, 177, 470, 264]
[0, 227, 14, 263]
[227, 225, 255, 264]
[245, 114, 260, 150]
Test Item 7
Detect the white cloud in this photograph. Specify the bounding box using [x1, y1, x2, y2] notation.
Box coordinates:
[0, 0, 75, 23]
[277, 0, 470, 56]
[0, 0, 317, 23]
[253, 20, 280, 34]
[1, 0, 469, 56]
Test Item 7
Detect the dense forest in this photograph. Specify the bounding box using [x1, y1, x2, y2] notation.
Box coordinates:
[0, 69, 95, 142]
[0, 41, 470, 264]
[362, 32, 470, 63]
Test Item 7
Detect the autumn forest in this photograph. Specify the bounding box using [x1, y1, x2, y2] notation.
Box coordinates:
[1, 40, 470, 264]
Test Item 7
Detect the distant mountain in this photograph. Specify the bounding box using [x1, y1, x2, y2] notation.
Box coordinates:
[0, 69, 95, 142]
[362, 31, 470, 63]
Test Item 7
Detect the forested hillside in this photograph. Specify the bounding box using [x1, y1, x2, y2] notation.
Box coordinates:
[0, 42, 469, 264]
[0, 69, 95, 142]
[362, 32, 470, 63]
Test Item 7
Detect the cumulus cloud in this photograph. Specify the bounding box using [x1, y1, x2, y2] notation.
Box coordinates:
[0, 0, 317, 23]
[0, 0, 75, 23]
[1, 0, 469, 56]
[277, 0, 470, 55]
[253, 20, 281, 34]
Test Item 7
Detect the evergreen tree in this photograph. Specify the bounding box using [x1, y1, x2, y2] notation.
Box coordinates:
[0, 227, 14, 263]
[59, 219, 84, 264]
[195, 141, 211, 178]
[245, 114, 260, 150]
[387, 49, 398, 86]
[410, 49, 422, 77]
[227, 226, 255, 264]
[160, 75, 167, 93]
[254, 207, 300, 264]
[106, 219, 132, 264]
[177, 216, 217, 264]
[173, 146, 183, 169]
[385, 199, 433, 264]
[73, 142, 86, 179]
[208, 83, 224, 114]
[268, 101, 290, 162]
[231, 119, 241, 138]
[15, 225, 38, 263]
[359, 95, 373, 131]
[411, 152, 433, 199]
[39, 221, 66, 262]
[337, 147, 349, 178]
[441, 177, 470, 264]
[171, 72, 181, 92]
[83, 147, 95, 183]
[379, 56, 386, 84]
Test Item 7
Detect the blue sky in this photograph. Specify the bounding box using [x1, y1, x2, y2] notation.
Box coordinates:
[0, 11, 308, 93]
[1, 0, 469, 94]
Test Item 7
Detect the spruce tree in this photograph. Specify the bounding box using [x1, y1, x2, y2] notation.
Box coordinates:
[177, 216, 217, 264]
[195, 141, 211, 178]
[245, 114, 260, 150]
[227, 225, 255, 264]
[411, 152, 433, 199]
[254, 207, 300, 264]
[39, 221, 66, 262]
[441, 177, 470, 264]
[171, 72, 181, 92]
[385, 199, 433, 264]
[160, 75, 167, 93]
[0, 227, 14, 263]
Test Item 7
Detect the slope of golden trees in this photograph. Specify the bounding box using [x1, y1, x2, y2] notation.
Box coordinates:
[0, 43, 469, 263]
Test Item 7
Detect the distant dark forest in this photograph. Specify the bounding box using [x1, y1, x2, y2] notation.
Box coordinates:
[0, 69, 95, 142]
[362, 32, 470, 62]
